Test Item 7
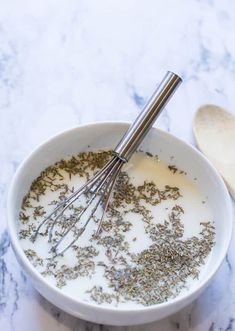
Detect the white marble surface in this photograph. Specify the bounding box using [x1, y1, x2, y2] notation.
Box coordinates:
[1, 0, 235, 330]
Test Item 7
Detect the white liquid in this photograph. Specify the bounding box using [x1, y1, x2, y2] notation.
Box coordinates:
[19, 152, 213, 308]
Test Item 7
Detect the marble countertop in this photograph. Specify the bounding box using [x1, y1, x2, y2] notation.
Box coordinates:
[1, 0, 235, 330]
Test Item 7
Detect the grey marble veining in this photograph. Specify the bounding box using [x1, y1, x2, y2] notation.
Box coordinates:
[1, 0, 235, 330]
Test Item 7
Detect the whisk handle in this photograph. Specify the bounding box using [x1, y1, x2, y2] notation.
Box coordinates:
[113, 71, 182, 161]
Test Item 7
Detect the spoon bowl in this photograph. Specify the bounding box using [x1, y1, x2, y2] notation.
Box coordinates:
[193, 104, 235, 199]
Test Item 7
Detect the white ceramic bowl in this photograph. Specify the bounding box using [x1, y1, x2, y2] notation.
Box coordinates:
[7, 122, 233, 326]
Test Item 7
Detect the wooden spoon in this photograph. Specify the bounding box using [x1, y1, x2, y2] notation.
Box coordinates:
[193, 104, 235, 199]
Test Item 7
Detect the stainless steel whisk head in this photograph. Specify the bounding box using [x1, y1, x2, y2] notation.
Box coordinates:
[32, 72, 182, 255]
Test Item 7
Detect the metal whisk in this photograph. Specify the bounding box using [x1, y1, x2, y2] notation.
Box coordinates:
[33, 71, 182, 255]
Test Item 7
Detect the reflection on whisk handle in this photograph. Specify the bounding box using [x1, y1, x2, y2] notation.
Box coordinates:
[113, 71, 182, 162]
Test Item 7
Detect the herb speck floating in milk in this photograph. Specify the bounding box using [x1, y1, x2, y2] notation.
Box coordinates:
[19, 151, 215, 307]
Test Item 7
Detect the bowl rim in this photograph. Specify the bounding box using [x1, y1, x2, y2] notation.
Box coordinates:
[7, 121, 233, 313]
